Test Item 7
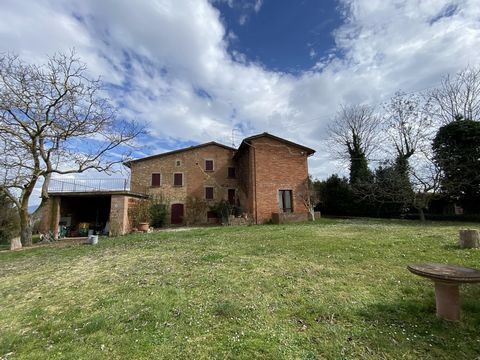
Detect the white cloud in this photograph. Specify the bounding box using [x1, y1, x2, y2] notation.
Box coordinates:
[254, 0, 263, 13]
[238, 14, 248, 25]
[1, 0, 480, 203]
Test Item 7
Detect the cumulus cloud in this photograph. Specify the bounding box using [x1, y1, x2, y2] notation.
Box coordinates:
[1, 0, 480, 192]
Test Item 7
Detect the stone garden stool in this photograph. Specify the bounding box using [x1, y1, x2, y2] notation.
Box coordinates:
[407, 263, 480, 321]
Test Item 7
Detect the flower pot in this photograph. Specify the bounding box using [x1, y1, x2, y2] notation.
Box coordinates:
[138, 222, 150, 232]
[89, 235, 98, 245]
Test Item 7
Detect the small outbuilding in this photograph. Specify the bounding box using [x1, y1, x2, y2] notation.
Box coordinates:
[39, 179, 147, 238]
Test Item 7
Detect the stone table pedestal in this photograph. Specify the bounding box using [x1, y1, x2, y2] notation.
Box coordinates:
[407, 263, 480, 321]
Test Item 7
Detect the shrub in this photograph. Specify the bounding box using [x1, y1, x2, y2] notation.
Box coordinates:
[149, 194, 169, 228]
[128, 199, 150, 227]
[185, 196, 208, 224]
[210, 200, 233, 224]
[149, 203, 168, 228]
[129, 195, 169, 229]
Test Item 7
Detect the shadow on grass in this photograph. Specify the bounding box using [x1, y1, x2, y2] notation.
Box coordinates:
[441, 243, 462, 251]
[355, 289, 480, 358]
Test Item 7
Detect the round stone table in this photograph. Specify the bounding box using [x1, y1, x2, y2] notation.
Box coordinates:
[407, 263, 480, 321]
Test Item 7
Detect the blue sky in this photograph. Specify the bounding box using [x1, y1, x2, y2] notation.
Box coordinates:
[1, 0, 480, 205]
[213, 0, 342, 73]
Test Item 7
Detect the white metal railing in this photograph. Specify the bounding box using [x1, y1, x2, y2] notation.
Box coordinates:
[48, 178, 130, 193]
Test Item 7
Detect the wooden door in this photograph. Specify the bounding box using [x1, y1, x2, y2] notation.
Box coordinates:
[171, 203, 184, 225]
[228, 189, 236, 205]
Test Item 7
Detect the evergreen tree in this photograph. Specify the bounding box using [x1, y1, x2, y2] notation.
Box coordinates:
[316, 175, 354, 216]
[433, 118, 480, 213]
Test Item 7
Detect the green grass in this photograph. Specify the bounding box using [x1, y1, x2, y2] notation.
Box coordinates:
[1, 218, 479, 359]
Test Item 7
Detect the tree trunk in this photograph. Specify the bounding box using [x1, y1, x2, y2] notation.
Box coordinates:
[10, 237, 22, 250]
[459, 230, 480, 249]
[418, 208, 426, 222]
[19, 207, 32, 246]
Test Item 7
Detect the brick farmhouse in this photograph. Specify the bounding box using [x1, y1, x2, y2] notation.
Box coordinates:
[40, 132, 315, 237]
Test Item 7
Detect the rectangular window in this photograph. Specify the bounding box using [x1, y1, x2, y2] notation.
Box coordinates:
[205, 187, 214, 200]
[151, 173, 161, 187]
[227, 167, 236, 178]
[228, 189, 236, 205]
[278, 190, 293, 213]
[173, 173, 183, 186]
[175, 160, 182, 167]
[205, 159, 214, 171]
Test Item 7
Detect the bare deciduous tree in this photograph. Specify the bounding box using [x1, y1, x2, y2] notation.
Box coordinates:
[428, 66, 480, 124]
[329, 104, 381, 160]
[382, 91, 434, 215]
[0, 51, 143, 247]
[410, 152, 442, 222]
[297, 176, 320, 220]
[328, 104, 381, 183]
[383, 91, 433, 161]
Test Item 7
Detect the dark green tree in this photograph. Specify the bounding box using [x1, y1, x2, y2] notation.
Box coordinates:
[348, 137, 373, 185]
[316, 175, 355, 216]
[370, 159, 413, 217]
[433, 118, 480, 213]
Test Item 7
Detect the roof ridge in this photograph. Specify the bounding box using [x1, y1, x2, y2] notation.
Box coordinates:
[124, 141, 236, 166]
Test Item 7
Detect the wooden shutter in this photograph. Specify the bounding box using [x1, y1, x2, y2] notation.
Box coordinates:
[205, 187, 214, 199]
[151, 173, 161, 187]
[174, 173, 183, 186]
[228, 189, 235, 205]
[205, 160, 214, 171]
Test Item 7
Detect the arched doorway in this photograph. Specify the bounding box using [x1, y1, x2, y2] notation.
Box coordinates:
[171, 203, 184, 225]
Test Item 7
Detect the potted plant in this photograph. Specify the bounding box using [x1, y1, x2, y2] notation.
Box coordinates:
[129, 199, 151, 232]
[137, 222, 149, 232]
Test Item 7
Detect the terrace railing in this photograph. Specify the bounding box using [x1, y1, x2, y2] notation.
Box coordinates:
[48, 178, 131, 193]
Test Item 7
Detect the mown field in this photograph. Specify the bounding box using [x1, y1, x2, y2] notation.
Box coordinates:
[1, 218, 479, 359]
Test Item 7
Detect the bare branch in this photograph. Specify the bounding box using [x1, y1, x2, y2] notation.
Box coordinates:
[383, 91, 434, 160]
[428, 66, 480, 124]
[0, 50, 144, 245]
[328, 104, 382, 161]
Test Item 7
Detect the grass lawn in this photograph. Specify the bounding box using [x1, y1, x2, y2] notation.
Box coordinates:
[1, 218, 479, 359]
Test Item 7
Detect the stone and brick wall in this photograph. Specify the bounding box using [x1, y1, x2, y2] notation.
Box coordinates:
[109, 195, 141, 235]
[130, 144, 239, 225]
[249, 137, 310, 223]
[42, 135, 313, 235]
[271, 212, 309, 224]
[235, 145, 254, 217]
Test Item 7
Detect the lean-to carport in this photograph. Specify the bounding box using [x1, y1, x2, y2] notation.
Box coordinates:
[40, 179, 147, 238]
